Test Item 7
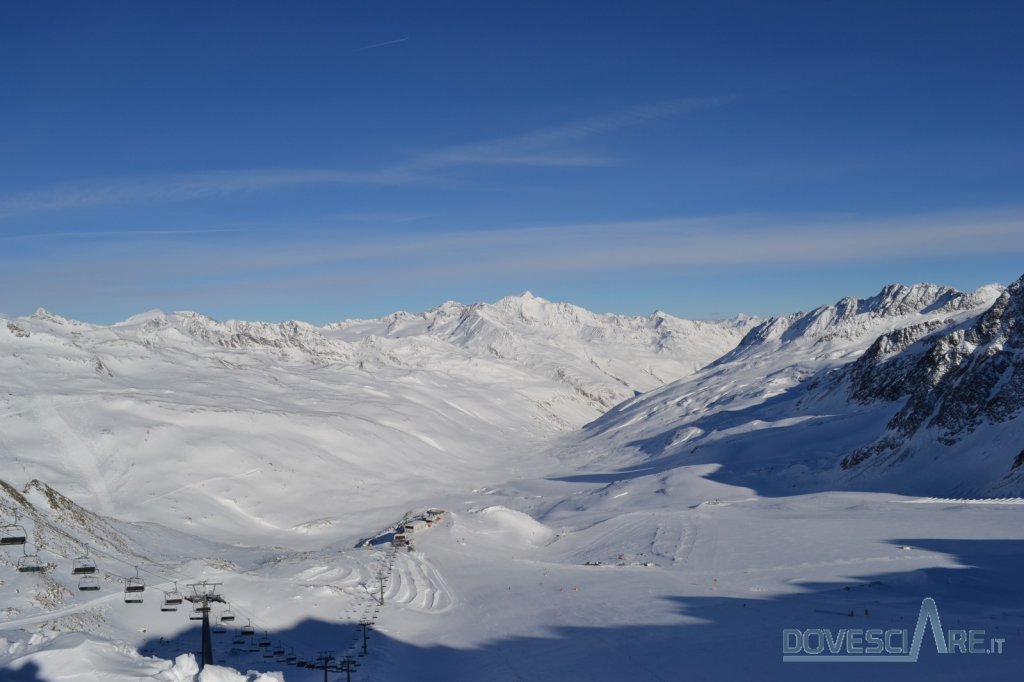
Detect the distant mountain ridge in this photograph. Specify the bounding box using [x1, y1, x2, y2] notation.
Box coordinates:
[580, 279, 1019, 496]
[716, 282, 1003, 365]
[324, 292, 757, 409]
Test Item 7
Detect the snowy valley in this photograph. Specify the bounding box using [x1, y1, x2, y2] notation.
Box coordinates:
[1, 285, 1022, 681]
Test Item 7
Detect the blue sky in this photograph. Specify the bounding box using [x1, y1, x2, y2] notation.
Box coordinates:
[1, 1, 1022, 324]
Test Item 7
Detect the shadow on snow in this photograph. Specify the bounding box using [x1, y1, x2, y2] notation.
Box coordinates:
[134, 539, 1024, 682]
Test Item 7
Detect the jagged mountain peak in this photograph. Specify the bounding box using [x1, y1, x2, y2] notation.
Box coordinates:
[722, 281, 1002, 362]
[30, 308, 81, 326]
[113, 309, 169, 327]
[123, 310, 356, 362]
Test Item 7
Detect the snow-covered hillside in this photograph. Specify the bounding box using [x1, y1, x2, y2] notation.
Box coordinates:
[0, 295, 749, 547]
[2, 284, 1023, 682]
[580, 279, 1021, 496]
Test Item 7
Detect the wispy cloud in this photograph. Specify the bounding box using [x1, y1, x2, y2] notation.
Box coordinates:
[0, 97, 732, 221]
[5, 207, 1021, 321]
[396, 96, 732, 172]
[0, 169, 376, 221]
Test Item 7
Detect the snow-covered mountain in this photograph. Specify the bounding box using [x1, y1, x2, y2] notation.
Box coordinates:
[579, 279, 1019, 496]
[326, 292, 755, 409]
[3, 283, 1024, 682]
[840, 275, 1024, 479]
[0, 295, 751, 547]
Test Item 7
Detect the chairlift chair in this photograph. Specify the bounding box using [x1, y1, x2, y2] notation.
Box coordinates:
[0, 519, 27, 546]
[125, 566, 145, 594]
[219, 607, 235, 622]
[240, 621, 255, 637]
[257, 632, 271, 647]
[124, 569, 144, 603]
[17, 549, 43, 573]
[71, 545, 96, 574]
[212, 623, 227, 634]
[189, 608, 204, 621]
[273, 643, 285, 656]
[78, 575, 100, 591]
[162, 582, 183, 608]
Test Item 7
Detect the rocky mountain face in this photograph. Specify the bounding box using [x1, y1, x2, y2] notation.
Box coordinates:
[841, 275, 1024, 473]
[716, 282, 1002, 365]
[578, 279, 1019, 495]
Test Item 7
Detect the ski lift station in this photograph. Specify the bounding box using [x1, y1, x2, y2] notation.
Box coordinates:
[403, 508, 446, 534]
[403, 519, 429, 534]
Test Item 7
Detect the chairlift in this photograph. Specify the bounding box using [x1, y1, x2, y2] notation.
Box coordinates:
[257, 631, 271, 648]
[189, 608, 204, 621]
[71, 545, 97, 574]
[78, 575, 100, 591]
[17, 548, 43, 573]
[125, 566, 145, 593]
[213, 623, 227, 634]
[161, 583, 183, 611]
[219, 606, 235, 622]
[240, 620, 255, 637]
[232, 633, 246, 645]
[124, 569, 144, 603]
[273, 643, 285, 656]
[1, 514, 27, 546]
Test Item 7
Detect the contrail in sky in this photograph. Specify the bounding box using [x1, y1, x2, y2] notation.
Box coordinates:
[354, 37, 409, 52]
